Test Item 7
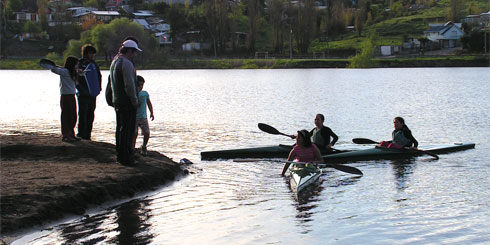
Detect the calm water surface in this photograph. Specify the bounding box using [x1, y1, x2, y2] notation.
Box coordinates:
[1, 68, 489, 244]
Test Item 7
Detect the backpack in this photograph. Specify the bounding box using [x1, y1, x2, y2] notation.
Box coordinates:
[105, 76, 113, 107]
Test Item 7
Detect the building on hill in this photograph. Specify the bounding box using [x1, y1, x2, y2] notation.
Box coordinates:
[424, 22, 464, 49]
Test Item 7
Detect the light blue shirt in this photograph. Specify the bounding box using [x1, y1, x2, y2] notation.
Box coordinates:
[136, 90, 149, 119]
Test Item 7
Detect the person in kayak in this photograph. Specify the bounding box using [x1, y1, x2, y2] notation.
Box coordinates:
[310, 113, 339, 153]
[379, 117, 419, 149]
[281, 130, 324, 176]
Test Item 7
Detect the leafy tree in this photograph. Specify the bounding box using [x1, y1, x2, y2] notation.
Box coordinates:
[466, 1, 481, 15]
[349, 30, 379, 68]
[23, 20, 41, 34]
[246, 0, 263, 52]
[461, 31, 487, 52]
[66, 18, 158, 64]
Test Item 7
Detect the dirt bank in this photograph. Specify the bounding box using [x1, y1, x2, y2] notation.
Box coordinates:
[0, 132, 186, 237]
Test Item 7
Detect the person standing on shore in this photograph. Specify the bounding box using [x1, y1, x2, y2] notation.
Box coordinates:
[132, 75, 154, 156]
[76, 44, 102, 140]
[109, 40, 142, 165]
[50, 56, 80, 142]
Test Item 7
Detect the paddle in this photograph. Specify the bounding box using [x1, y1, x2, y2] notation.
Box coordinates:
[258, 123, 344, 153]
[352, 138, 439, 159]
[39, 58, 57, 69]
[258, 123, 294, 138]
[234, 159, 363, 176]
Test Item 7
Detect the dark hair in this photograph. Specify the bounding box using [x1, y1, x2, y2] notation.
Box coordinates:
[64, 56, 79, 80]
[81, 44, 97, 57]
[394, 116, 405, 125]
[120, 47, 138, 54]
[316, 113, 325, 121]
[137, 75, 145, 86]
[298, 129, 312, 147]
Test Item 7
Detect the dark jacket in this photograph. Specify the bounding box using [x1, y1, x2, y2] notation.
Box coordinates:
[310, 126, 339, 150]
[392, 125, 418, 148]
[77, 57, 102, 97]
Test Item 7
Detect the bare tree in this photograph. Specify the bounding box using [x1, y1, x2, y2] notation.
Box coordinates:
[267, 0, 286, 53]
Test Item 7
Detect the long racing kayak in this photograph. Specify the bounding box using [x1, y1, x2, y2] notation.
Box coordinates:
[323, 143, 475, 163]
[200, 144, 354, 160]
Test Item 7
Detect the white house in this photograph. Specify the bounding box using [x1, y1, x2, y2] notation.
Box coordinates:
[424, 22, 464, 48]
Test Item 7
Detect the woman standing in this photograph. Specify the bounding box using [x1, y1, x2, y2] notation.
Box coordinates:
[281, 130, 323, 176]
[51, 56, 79, 142]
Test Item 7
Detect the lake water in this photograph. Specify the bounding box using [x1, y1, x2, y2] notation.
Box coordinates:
[1, 68, 489, 244]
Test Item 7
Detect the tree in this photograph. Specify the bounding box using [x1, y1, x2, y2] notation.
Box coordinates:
[295, 0, 316, 53]
[36, 0, 49, 30]
[448, 0, 463, 22]
[68, 18, 159, 64]
[266, 0, 286, 53]
[246, 0, 262, 52]
[349, 30, 379, 68]
[23, 20, 41, 35]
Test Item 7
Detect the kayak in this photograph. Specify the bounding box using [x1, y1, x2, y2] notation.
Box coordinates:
[200, 144, 355, 160]
[323, 143, 475, 163]
[289, 163, 322, 193]
[201, 144, 292, 160]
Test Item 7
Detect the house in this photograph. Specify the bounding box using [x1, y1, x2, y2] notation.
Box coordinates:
[424, 22, 464, 48]
[144, 0, 193, 5]
[67, 7, 96, 23]
[462, 14, 481, 25]
[155, 32, 172, 45]
[106, 0, 130, 10]
[82, 11, 120, 23]
[14, 11, 53, 24]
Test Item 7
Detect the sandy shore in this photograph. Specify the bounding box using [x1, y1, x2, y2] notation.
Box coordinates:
[0, 132, 186, 238]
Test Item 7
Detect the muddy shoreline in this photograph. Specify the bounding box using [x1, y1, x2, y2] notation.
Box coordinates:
[0, 132, 187, 239]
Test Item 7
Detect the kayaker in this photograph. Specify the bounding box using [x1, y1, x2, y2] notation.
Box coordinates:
[281, 130, 324, 176]
[310, 113, 339, 153]
[379, 117, 419, 149]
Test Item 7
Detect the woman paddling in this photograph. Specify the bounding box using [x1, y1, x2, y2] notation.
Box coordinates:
[379, 117, 418, 149]
[281, 130, 324, 176]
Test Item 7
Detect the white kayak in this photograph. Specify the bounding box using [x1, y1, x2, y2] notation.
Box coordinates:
[289, 163, 322, 193]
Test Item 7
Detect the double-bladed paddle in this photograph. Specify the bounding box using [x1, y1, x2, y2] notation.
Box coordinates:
[234, 159, 363, 175]
[352, 138, 439, 159]
[258, 123, 294, 138]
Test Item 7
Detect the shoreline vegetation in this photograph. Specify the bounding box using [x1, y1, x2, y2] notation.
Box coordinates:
[0, 132, 187, 240]
[0, 55, 489, 70]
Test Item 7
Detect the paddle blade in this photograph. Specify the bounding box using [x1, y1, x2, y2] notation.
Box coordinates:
[352, 138, 379, 144]
[328, 164, 363, 175]
[40, 58, 56, 69]
[258, 123, 281, 135]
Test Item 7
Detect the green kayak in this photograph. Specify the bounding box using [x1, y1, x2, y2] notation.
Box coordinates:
[200, 144, 352, 160]
[323, 143, 475, 163]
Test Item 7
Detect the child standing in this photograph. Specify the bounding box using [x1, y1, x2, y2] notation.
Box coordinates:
[50, 56, 80, 142]
[133, 75, 154, 155]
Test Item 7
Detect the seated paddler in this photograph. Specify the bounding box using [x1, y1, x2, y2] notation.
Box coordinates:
[282, 130, 324, 176]
[379, 116, 419, 149]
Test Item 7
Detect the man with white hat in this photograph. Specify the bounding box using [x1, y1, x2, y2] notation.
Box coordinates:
[109, 39, 142, 165]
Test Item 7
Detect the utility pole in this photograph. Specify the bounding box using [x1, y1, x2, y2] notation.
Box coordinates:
[289, 29, 292, 59]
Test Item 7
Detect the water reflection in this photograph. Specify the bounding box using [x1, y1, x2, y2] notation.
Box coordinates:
[390, 159, 416, 191]
[54, 199, 154, 244]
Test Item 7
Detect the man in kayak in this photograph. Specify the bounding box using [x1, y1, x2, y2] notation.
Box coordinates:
[282, 130, 323, 176]
[310, 113, 339, 153]
[379, 117, 418, 149]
